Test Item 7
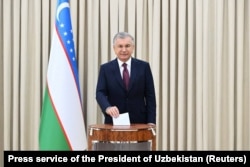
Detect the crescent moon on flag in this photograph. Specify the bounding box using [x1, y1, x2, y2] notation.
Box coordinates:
[56, 2, 70, 21]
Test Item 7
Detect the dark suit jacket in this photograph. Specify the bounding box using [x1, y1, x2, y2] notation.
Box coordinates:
[96, 58, 156, 124]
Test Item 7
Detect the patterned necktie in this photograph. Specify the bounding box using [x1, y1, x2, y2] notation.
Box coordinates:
[122, 63, 129, 90]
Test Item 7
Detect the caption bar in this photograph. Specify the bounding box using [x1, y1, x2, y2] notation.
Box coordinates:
[4, 151, 249, 166]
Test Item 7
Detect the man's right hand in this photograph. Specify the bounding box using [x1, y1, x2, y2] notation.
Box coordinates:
[105, 106, 120, 118]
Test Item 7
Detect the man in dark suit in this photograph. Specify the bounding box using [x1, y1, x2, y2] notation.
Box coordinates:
[96, 32, 156, 125]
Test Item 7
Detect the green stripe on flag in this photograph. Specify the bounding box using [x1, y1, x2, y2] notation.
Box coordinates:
[39, 88, 70, 150]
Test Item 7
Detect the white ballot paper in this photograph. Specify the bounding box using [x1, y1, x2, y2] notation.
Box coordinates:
[112, 112, 130, 125]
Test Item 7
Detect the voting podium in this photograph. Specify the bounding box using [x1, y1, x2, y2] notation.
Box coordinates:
[87, 124, 156, 151]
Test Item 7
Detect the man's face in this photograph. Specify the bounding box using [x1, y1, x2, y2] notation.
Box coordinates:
[113, 37, 135, 62]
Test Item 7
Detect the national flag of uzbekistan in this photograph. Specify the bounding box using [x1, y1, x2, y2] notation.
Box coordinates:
[39, 0, 87, 150]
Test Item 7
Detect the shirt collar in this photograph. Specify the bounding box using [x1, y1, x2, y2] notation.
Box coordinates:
[117, 57, 132, 68]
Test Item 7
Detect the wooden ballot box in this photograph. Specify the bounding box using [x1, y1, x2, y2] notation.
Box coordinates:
[87, 124, 156, 151]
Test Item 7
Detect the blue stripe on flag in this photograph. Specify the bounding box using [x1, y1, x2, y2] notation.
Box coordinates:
[55, 0, 81, 100]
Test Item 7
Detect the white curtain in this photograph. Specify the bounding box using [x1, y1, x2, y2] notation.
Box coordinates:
[1, 1, 249, 161]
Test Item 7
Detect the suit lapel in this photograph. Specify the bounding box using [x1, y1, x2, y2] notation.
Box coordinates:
[128, 58, 137, 91]
[112, 59, 125, 89]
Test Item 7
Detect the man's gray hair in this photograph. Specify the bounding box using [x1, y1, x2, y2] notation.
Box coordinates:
[113, 32, 135, 45]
